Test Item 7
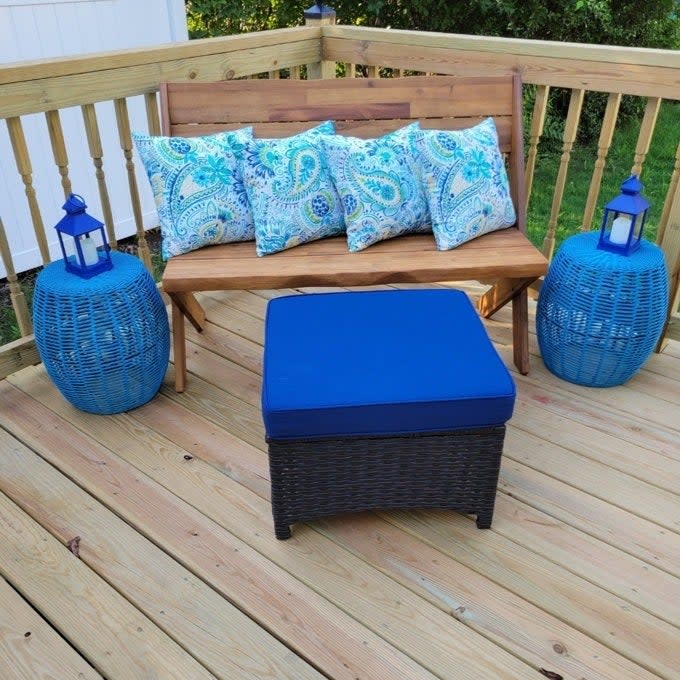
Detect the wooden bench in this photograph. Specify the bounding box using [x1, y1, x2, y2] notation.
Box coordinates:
[160, 75, 548, 392]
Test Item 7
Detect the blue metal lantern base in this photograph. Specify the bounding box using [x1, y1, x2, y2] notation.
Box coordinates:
[536, 233, 668, 387]
[33, 251, 170, 414]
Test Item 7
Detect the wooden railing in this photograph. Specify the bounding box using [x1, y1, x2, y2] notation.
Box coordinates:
[1, 13, 679, 378]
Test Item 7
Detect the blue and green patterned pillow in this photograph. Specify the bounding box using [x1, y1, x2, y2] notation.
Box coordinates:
[415, 118, 516, 251]
[133, 128, 253, 259]
[242, 124, 344, 256]
[322, 123, 430, 252]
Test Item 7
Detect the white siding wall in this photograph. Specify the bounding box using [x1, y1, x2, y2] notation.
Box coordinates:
[0, 0, 188, 277]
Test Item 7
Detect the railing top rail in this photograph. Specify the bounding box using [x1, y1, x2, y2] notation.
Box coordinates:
[0, 26, 320, 86]
[323, 25, 680, 69]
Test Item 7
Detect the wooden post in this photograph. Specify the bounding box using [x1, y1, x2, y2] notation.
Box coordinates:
[580, 92, 621, 232]
[114, 97, 152, 271]
[524, 85, 550, 214]
[45, 110, 73, 199]
[81, 103, 117, 249]
[655, 150, 680, 352]
[0, 216, 32, 337]
[541, 88, 584, 261]
[631, 97, 661, 178]
[304, 4, 336, 79]
[6, 117, 50, 265]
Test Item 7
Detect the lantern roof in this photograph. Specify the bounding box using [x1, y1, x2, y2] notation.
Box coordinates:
[605, 174, 650, 215]
[55, 194, 104, 237]
[303, 4, 335, 19]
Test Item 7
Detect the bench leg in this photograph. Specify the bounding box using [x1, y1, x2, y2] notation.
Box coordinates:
[512, 288, 530, 375]
[168, 292, 206, 393]
[172, 301, 187, 393]
[477, 278, 534, 375]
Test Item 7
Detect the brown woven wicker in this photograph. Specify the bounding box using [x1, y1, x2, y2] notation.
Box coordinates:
[267, 426, 505, 539]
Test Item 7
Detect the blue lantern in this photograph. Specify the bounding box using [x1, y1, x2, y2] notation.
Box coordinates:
[55, 194, 113, 278]
[303, 3, 336, 20]
[597, 175, 649, 256]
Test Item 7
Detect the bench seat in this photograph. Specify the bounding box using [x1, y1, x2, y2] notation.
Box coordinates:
[158, 74, 549, 391]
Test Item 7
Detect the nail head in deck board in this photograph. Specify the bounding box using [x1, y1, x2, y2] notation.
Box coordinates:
[381, 509, 680, 679]
[0, 427, 324, 680]
[313, 514, 663, 680]
[0, 491, 216, 680]
[12, 358, 678, 679]
[492, 495, 680, 629]
[4, 374, 536, 680]
[0, 378, 441, 680]
[499, 459, 680, 580]
[0, 576, 102, 680]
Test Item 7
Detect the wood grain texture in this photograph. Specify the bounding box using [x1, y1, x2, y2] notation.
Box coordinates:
[3, 376, 536, 680]
[0, 334, 40, 380]
[0, 488, 216, 680]
[0, 417, 324, 680]
[1, 373, 440, 680]
[1, 281, 678, 679]
[321, 27, 680, 98]
[542, 88, 585, 259]
[0, 217, 32, 337]
[0, 38, 322, 117]
[580, 92, 622, 231]
[0, 576, 102, 680]
[162, 76, 514, 125]
[162, 232, 547, 292]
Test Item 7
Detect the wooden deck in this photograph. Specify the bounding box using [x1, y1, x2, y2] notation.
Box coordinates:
[1, 283, 678, 680]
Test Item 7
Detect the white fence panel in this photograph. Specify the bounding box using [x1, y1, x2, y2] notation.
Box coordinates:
[0, 0, 187, 277]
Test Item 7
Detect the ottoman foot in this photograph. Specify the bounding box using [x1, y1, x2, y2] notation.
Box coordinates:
[475, 509, 494, 529]
[274, 521, 292, 540]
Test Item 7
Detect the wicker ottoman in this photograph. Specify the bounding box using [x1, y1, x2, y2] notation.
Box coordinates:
[262, 289, 515, 539]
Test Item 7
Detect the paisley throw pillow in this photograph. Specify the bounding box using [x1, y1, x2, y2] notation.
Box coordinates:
[322, 123, 430, 252]
[415, 118, 516, 251]
[133, 128, 253, 259]
[242, 126, 344, 256]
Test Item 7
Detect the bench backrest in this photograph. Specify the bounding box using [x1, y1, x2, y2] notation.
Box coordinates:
[159, 74, 526, 232]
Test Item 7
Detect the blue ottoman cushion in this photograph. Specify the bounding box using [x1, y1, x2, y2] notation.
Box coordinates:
[262, 289, 515, 440]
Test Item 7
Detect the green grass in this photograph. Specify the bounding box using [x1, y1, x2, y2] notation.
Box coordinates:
[1, 103, 678, 347]
[526, 99, 680, 251]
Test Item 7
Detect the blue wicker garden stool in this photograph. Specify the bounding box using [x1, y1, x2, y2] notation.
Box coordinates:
[536, 232, 668, 387]
[261, 289, 516, 539]
[33, 251, 170, 414]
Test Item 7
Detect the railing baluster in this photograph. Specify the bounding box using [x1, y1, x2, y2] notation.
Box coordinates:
[0, 216, 32, 336]
[81, 103, 117, 249]
[542, 88, 585, 261]
[524, 85, 550, 212]
[268, 70, 281, 79]
[366, 65, 379, 78]
[145, 92, 162, 136]
[631, 97, 661, 177]
[658, 141, 680, 245]
[114, 97, 152, 271]
[580, 92, 622, 232]
[655, 142, 680, 351]
[6, 117, 50, 265]
[45, 110, 73, 199]
[344, 63, 356, 78]
[289, 65, 301, 80]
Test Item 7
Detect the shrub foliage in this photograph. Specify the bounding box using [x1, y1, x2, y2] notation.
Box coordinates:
[185, 1, 679, 141]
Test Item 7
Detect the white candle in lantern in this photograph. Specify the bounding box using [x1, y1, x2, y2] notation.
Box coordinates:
[80, 235, 99, 265]
[609, 215, 632, 245]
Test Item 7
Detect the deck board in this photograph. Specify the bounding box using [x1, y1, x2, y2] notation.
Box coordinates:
[0, 576, 102, 680]
[1, 284, 678, 680]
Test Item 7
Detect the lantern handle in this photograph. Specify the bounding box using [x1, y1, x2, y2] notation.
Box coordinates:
[621, 175, 643, 195]
[62, 193, 88, 214]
